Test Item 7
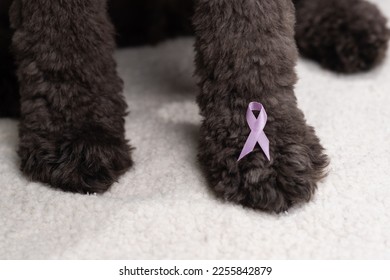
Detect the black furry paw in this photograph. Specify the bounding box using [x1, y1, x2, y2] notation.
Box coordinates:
[198, 98, 329, 213]
[295, 0, 390, 73]
[18, 125, 133, 194]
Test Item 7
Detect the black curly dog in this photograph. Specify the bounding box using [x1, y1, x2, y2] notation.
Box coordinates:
[0, 0, 388, 212]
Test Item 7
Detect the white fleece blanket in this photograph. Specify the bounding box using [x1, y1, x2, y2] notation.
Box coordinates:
[1, 0, 389, 259]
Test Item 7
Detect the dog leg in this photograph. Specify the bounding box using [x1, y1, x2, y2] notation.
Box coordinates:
[10, 0, 132, 193]
[194, 0, 329, 212]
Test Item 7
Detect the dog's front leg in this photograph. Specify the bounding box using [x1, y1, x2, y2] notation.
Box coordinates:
[193, 0, 329, 212]
[10, 0, 133, 193]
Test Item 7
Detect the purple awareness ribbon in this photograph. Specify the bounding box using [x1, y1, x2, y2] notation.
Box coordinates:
[238, 102, 271, 162]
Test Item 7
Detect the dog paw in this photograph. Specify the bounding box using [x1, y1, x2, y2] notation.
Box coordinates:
[18, 124, 133, 193]
[295, 0, 390, 73]
[198, 98, 329, 213]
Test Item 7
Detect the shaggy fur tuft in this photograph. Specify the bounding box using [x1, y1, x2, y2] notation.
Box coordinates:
[10, 0, 133, 193]
[295, 0, 390, 73]
[193, 0, 329, 213]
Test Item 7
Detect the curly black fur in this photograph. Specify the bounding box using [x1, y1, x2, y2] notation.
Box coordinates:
[295, 0, 390, 73]
[109, 0, 390, 74]
[0, 0, 388, 211]
[194, 0, 328, 213]
[1, 0, 389, 118]
[10, 0, 132, 193]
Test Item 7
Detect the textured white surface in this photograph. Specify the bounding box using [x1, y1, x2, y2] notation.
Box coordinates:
[1, 0, 389, 259]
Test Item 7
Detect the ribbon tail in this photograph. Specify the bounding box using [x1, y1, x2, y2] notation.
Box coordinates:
[237, 132, 257, 162]
[258, 132, 271, 161]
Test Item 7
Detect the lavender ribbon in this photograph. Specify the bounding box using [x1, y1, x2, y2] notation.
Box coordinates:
[238, 102, 271, 161]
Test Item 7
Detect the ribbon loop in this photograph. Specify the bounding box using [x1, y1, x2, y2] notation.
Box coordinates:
[238, 102, 271, 161]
